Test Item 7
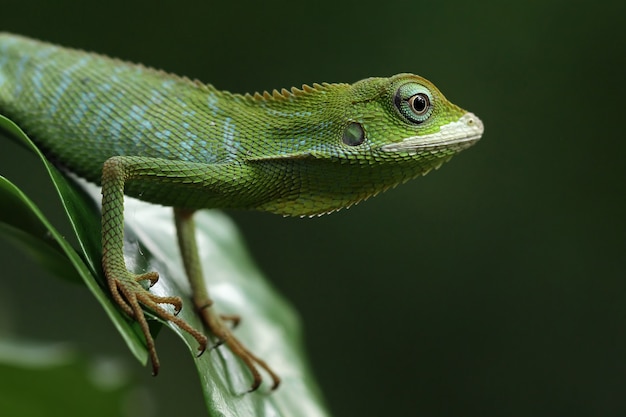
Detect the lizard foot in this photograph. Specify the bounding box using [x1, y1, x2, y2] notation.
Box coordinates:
[197, 303, 280, 391]
[107, 271, 208, 375]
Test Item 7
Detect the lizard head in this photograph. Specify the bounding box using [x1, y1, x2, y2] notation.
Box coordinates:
[248, 73, 483, 216]
[335, 73, 483, 170]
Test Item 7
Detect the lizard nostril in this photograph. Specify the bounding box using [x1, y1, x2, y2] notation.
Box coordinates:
[463, 113, 484, 134]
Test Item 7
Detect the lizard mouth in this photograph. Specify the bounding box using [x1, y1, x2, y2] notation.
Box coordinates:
[381, 112, 484, 153]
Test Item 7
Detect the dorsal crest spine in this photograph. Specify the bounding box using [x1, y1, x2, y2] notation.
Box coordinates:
[244, 82, 346, 102]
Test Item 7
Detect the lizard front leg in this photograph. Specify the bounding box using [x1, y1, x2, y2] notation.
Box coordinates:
[101, 156, 208, 375]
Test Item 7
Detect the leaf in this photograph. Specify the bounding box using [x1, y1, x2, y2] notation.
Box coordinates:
[0, 114, 329, 416]
[0, 114, 148, 363]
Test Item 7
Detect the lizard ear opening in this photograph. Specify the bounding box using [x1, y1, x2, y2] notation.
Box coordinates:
[342, 122, 365, 146]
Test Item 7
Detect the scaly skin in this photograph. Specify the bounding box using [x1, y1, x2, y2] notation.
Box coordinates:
[0, 33, 484, 390]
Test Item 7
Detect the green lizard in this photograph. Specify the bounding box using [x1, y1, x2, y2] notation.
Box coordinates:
[0, 33, 483, 391]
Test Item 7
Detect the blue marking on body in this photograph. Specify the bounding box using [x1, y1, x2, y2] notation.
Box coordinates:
[180, 139, 194, 154]
[49, 57, 89, 115]
[110, 119, 123, 138]
[153, 129, 173, 157]
[88, 102, 115, 139]
[30, 68, 44, 102]
[182, 110, 196, 118]
[129, 104, 147, 123]
[181, 121, 199, 142]
[207, 92, 220, 116]
[70, 91, 96, 124]
[30, 48, 55, 103]
[193, 137, 217, 164]
[12, 55, 29, 97]
[150, 89, 163, 105]
[128, 104, 152, 146]
[155, 129, 171, 140]
[49, 77, 74, 114]
[176, 97, 188, 108]
[315, 121, 333, 138]
[110, 120, 125, 155]
[88, 101, 115, 137]
[222, 117, 240, 161]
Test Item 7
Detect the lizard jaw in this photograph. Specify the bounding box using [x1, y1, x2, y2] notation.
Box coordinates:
[381, 112, 484, 153]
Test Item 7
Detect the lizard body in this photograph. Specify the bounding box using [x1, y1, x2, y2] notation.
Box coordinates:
[0, 33, 483, 390]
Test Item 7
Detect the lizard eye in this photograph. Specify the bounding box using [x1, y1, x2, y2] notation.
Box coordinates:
[408, 93, 430, 116]
[394, 83, 434, 124]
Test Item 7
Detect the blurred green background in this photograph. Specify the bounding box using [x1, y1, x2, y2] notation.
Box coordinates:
[1, 0, 625, 416]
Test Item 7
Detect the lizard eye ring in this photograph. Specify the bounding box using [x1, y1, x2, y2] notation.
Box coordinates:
[394, 83, 434, 124]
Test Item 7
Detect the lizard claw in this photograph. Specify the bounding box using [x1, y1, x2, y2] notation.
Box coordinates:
[197, 304, 281, 391]
[135, 271, 160, 288]
[107, 271, 208, 371]
[220, 314, 241, 329]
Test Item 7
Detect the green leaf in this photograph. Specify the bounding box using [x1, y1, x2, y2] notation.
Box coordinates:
[0, 114, 329, 416]
[0, 116, 146, 362]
